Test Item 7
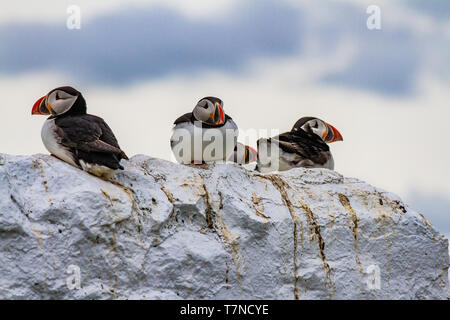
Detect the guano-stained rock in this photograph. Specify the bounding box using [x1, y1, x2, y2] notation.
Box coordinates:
[0, 153, 448, 299]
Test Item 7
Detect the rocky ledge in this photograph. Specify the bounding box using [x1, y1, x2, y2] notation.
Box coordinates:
[0, 153, 448, 299]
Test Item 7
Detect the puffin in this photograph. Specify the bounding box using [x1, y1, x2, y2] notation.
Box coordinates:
[31, 86, 128, 177]
[170, 97, 239, 164]
[256, 117, 343, 173]
[228, 142, 258, 165]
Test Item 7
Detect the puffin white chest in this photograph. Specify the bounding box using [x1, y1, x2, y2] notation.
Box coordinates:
[41, 119, 78, 167]
[171, 120, 238, 163]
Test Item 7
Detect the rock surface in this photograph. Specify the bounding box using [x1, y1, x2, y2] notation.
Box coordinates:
[0, 153, 448, 300]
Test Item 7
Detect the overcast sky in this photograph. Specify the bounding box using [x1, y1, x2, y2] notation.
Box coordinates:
[0, 0, 449, 238]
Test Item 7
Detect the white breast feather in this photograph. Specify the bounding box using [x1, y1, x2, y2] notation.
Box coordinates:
[41, 119, 78, 167]
[171, 119, 238, 163]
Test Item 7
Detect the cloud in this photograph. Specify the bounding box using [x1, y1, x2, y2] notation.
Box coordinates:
[0, 0, 240, 25]
[305, 2, 427, 96]
[0, 0, 449, 103]
[287, 1, 450, 96]
[0, 1, 303, 85]
[321, 28, 421, 95]
[1, 0, 448, 97]
[404, 0, 450, 20]
[406, 191, 450, 235]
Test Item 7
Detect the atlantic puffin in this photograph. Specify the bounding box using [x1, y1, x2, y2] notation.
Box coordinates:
[228, 142, 258, 165]
[170, 97, 239, 164]
[31, 86, 128, 177]
[256, 117, 343, 173]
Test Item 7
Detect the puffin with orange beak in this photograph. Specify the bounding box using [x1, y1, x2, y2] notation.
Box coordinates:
[170, 96, 238, 164]
[31, 86, 128, 177]
[256, 117, 343, 173]
[228, 142, 258, 165]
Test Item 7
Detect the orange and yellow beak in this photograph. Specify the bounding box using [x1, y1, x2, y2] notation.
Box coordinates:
[324, 123, 343, 143]
[244, 145, 258, 164]
[31, 96, 51, 115]
[210, 102, 225, 125]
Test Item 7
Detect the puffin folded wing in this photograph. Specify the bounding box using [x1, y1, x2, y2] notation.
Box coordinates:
[275, 132, 331, 167]
[95, 118, 129, 161]
[173, 112, 194, 125]
[77, 140, 127, 170]
[55, 115, 128, 170]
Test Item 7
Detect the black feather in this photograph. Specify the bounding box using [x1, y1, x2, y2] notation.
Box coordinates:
[273, 129, 330, 165]
[55, 114, 128, 170]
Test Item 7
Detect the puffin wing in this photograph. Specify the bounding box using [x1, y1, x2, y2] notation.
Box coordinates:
[55, 115, 128, 169]
[94, 118, 129, 160]
[173, 112, 193, 125]
[274, 131, 330, 164]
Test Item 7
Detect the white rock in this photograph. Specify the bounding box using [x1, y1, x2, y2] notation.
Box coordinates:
[0, 153, 448, 299]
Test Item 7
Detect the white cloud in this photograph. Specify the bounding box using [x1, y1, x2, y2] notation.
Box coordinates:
[0, 0, 238, 25]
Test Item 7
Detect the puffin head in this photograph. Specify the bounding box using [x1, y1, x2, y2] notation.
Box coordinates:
[292, 117, 343, 143]
[32, 86, 86, 116]
[192, 96, 225, 126]
[230, 142, 258, 164]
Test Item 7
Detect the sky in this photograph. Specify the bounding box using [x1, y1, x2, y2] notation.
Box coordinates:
[0, 0, 449, 238]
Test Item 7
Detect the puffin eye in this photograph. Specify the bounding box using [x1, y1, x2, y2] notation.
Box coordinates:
[312, 121, 319, 129]
[55, 92, 61, 100]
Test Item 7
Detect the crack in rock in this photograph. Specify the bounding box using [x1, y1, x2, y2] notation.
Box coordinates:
[32, 159, 52, 206]
[257, 174, 301, 300]
[297, 199, 335, 298]
[201, 179, 246, 292]
[338, 193, 363, 275]
[251, 192, 269, 220]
